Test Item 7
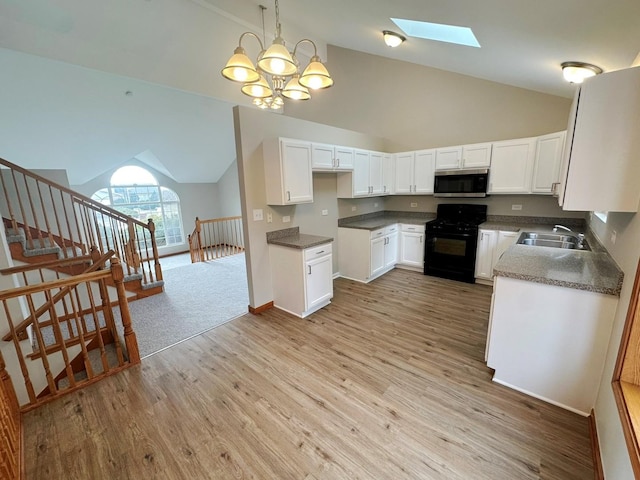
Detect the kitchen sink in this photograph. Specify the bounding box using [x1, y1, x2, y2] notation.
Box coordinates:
[517, 231, 590, 251]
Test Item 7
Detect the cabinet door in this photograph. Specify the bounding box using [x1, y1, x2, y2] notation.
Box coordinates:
[394, 152, 414, 194]
[493, 231, 518, 271]
[370, 236, 385, 277]
[334, 146, 354, 170]
[281, 140, 313, 203]
[305, 254, 333, 311]
[475, 230, 497, 279]
[532, 132, 566, 194]
[488, 138, 535, 194]
[414, 149, 436, 194]
[311, 143, 335, 170]
[382, 154, 395, 195]
[385, 233, 399, 268]
[353, 150, 371, 197]
[400, 231, 425, 267]
[462, 143, 492, 168]
[369, 152, 384, 195]
[435, 146, 462, 170]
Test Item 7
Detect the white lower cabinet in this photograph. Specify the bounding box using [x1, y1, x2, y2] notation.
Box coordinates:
[487, 276, 618, 414]
[475, 229, 518, 283]
[269, 242, 333, 318]
[338, 225, 398, 283]
[398, 224, 425, 269]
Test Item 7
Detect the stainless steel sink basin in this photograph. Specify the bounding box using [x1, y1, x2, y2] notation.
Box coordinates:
[517, 231, 590, 251]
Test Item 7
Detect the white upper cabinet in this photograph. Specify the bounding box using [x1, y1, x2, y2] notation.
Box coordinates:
[369, 152, 384, 195]
[352, 149, 371, 196]
[337, 149, 386, 198]
[263, 138, 313, 205]
[382, 154, 395, 195]
[532, 131, 566, 194]
[435, 146, 462, 170]
[394, 149, 435, 194]
[559, 66, 640, 212]
[488, 137, 536, 194]
[436, 143, 491, 170]
[311, 143, 354, 171]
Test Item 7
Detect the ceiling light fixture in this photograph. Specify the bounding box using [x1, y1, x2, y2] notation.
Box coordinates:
[383, 30, 406, 48]
[561, 61, 603, 84]
[221, 1, 333, 111]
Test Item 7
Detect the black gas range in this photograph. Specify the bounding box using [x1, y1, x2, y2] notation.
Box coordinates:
[424, 204, 487, 283]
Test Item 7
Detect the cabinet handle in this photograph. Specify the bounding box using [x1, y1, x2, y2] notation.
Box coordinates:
[337, 158, 340, 168]
[420, 235, 423, 243]
[413, 185, 416, 193]
[384, 185, 387, 193]
[287, 191, 291, 202]
[316, 250, 325, 254]
[308, 265, 312, 274]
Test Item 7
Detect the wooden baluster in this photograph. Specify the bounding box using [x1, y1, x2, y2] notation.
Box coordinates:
[35, 179, 56, 252]
[84, 281, 110, 374]
[66, 289, 94, 380]
[148, 219, 162, 282]
[111, 258, 140, 364]
[2, 300, 36, 404]
[45, 289, 77, 390]
[48, 184, 67, 258]
[97, 275, 124, 366]
[24, 294, 57, 395]
[10, 170, 33, 249]
[136, 224, 152, 284]
[91, 210, 106, 255]
[0, 169, 18, 232]
[0, 350, 19, 428]
[61, 190, 82, 256]
[22, 175, 46, 249]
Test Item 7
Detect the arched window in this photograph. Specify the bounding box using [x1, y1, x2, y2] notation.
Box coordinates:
[92, 166, 184, 247]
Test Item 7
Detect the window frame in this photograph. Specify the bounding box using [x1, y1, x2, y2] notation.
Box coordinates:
[612, 257, 640, 478]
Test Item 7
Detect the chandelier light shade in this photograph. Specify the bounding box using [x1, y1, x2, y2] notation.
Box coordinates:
[561, 61, 603, 84]
[383, 30, 406, 48]
[221, 0, 333, 111]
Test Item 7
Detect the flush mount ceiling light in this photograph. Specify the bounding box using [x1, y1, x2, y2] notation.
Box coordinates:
[383, 30, 406, 48]
[561, 61, 603, 84]
[390, 18, 480, 48]
[221, 0, 333, 111]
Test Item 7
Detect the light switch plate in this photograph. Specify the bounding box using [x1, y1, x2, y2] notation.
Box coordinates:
[512, 204, 523, 211]
[410, 202, 418, 208]
[253, 209, 264, 221]
[321, 209, 328, 216]
[283, 215, 291, 223]
[267, 212, 273, 223]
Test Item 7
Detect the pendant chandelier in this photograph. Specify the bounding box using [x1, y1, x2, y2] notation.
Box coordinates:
[221, 0, 333, 110]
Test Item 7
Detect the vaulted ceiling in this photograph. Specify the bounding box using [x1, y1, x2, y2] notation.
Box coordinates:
[0, 0, 638, 184]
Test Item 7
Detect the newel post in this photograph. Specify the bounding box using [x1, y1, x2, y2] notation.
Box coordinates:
[196, 217, 204, 262]
[111, 257, 140, 364]
[147, 219, 163, 282]
[0, 350, 19, 416]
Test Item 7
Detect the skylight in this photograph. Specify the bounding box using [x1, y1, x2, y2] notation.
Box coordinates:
[391, 18, 481, 48]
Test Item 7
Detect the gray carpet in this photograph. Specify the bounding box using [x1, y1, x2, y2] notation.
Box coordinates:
[122, 253, 249, 358]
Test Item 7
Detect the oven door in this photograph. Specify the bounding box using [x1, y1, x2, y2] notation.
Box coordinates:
[424, 231, 478, 283]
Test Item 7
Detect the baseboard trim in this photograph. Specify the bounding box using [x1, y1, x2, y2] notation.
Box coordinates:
[589, 408, 605, 480]
[248, 301, 274, 315]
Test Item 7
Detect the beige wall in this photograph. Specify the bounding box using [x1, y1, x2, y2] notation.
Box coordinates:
[589, 212, 638, 479]
[285, 46, 572, 151]
[217, 160, 242, 217]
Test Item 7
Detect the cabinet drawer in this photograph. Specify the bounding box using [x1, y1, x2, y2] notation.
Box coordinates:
[304, 243, 332, 261]
[370, 229, 385, 239]
[384, 224, 398, 235]
[401, 223, 425, 233]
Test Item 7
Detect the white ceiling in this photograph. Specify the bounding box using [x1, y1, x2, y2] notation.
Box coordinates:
[0, 0, 638, 184]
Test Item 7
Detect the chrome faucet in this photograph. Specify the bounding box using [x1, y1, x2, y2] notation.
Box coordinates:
[553, 224, 572, 233]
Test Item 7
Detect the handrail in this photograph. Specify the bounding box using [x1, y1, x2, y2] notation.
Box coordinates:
[1, 250, 115, 341]
[188, 216, 244, 263]
[0, 157, 148, 229]
[0, 254, 93, 275]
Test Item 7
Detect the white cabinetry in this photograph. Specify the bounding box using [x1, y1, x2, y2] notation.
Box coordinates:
[312, 143, 354, 171]
[338, 225, 398, 283]
[269, 242, 333, 318]
[435, 143, 491, 170]
[337, 150, 385, 198]
[382, 154, 395, 195]
[263, 138, 313, 205]
[488, 138, 536, 194]
[487, 276, 618, 414]
[395, 150, 435, 194]
[475, 229, 518, 283]
[559, 66, 640, 212]
[532, 131, 566, 194]
[398, 224, 426, 269]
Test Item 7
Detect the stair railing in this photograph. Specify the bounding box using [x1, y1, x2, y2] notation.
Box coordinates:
[188, 216, 244, 263]
[0, 350, 21, 480]
[0, 157, 162, 289]
[0, 257, 140, 411]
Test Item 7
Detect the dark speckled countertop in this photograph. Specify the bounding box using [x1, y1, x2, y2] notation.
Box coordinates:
[266, 227, 333, 249]
[338, 211, 435, 230]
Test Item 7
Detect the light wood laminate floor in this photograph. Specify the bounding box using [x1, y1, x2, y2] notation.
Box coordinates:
[23, 269, 594, 479]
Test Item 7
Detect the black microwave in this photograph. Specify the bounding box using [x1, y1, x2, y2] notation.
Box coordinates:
[433, 168, 489, 197]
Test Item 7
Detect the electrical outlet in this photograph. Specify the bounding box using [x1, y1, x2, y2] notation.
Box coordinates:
[410, 202, 418, 208]
[611, 230, 617, 244]
[351, 206, 357, 211]
[267, 212, 273, 223]
[253, 209, 263, 221]
[283, 215, 291, 223]
[512, 204, 523, 211]
[321, 209, 328, 216]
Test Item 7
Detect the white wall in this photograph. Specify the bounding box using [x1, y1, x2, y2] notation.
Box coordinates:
[216, 160, 242, 218]
[589, 212, 638, 479]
